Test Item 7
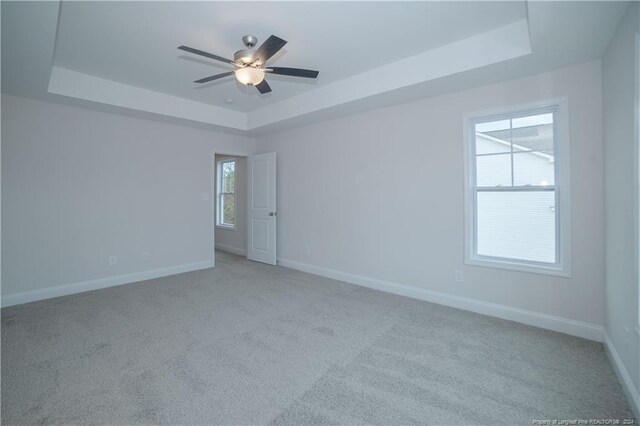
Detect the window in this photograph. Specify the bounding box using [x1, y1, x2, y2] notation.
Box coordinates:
[217, 160, 236, 229]
[463, 99, 571, 276]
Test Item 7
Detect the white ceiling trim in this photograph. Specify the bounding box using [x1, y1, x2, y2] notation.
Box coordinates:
[47, 19, 531, 133]
[247, 19, 532, 130]
[48, 66, 248, 130]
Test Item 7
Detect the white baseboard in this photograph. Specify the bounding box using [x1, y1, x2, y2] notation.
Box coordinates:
[215, 243, 247, 256]
[1, 260, 214, 308]
[278, 258, 604, 342]
[604, 333, 640, 419]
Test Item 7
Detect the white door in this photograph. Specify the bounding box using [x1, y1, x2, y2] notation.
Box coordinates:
[247, 152, 277, 265]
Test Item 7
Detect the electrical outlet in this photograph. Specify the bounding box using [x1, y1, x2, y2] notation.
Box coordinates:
[141, 252, 150, 261]
[109, 256, 118, 266]
[304, 246, 310, 256]
[455, 270, 464, 283]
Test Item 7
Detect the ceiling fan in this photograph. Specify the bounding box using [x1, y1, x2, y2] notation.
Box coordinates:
[178, 35, 319, 94]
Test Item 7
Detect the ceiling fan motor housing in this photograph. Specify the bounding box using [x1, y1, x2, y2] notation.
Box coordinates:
[234, 49, 255, 64]
[235, 35, 258, 64]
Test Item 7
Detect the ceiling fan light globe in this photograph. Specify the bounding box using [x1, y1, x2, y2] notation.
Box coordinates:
[235, 67, 265, 86]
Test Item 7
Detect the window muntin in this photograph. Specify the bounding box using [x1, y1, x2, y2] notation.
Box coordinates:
[217, 160, 236, 228]
[465, 103, 570, 275]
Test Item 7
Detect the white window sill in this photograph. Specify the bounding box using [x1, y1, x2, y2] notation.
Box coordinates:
[465, 256, 571, 278]
[216, 225, 236, 231]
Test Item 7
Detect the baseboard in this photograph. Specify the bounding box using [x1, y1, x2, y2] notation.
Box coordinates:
[278, 258, 604, 342]
[604, 333, 640, 419]
[1, 260, 214, 308]
[215, 243, 247, 256]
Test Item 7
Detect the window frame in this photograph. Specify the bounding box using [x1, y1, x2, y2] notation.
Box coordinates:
[463, 98, 572, 277]
[216, 159, 236, 230]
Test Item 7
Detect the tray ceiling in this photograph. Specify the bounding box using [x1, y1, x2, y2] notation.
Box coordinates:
[1, 1, 629, 135]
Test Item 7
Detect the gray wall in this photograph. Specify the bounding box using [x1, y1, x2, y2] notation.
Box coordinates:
[602, 1, 640, 407]
[1, 95, 255, 299]
[214, 154, 247, 255]
[257, 60, 605, 330]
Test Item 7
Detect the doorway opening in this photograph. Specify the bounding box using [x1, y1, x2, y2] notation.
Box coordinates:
[214, 154, 248, 259]
[212, 151, 277, 266]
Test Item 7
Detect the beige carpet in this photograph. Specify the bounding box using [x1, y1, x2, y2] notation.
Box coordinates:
[1, 251, 635, 424]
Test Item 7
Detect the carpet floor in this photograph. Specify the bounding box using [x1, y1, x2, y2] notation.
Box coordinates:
[1, 251, 635, 425]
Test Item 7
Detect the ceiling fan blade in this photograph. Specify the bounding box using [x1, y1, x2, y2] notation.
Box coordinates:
[255, 79, 272, 94]
[178, 45, 233, 64]
[268, 67, 319, 79]
[254, 35, 287, 64]
[194, 71, 234, 83]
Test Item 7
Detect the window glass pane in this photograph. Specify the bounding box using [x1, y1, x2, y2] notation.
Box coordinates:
[475, 119, 510, 133]
[513, 151, 555, 186]
[221, 162, 235, 193]
[475, 120, 511, 154]
[511, 113, 554, 156]
[475, 133, 511, 155]
[221, 193, 235, 225]
[512, 113, 553, 129]
[477, 191, 556, 263]
[476, 153, 512, 187]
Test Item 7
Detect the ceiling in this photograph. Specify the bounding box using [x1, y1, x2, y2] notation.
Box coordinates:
[1, 1, 630, 135]
[53, 1, 527, 113]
